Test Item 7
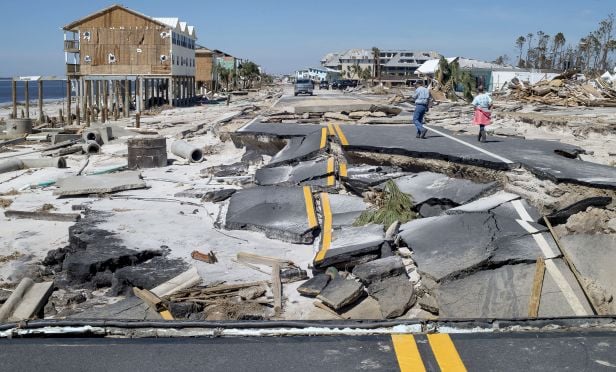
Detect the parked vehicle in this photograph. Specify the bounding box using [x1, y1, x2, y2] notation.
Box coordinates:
[294, 79, 314, 96]
[334, 79, 359, 90]
[331, 80, 341, 89]
[319, 81, 330, 90]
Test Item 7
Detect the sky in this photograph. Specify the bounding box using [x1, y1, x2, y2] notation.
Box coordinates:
[0, 0, 613, 76]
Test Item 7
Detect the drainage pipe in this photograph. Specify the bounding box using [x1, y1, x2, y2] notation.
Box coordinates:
[83, 130, 102, 145]
[82, 141, 101, 154]
[0, 157, 67, 174]
[170, 140, 204, 163]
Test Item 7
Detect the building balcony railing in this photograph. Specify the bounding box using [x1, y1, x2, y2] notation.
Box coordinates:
[64, 40, 80, 53]
[66, 63, 80, 75]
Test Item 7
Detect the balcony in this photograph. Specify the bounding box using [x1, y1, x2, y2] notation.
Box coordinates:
[64, 40, 80, 53]
[66, 64, 80, 75]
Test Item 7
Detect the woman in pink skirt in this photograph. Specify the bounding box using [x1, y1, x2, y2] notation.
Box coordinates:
[472, 85, 493, 142]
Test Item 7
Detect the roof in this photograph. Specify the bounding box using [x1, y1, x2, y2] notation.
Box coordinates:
[339, 48, 372, 60]
[63, 4, 195, 37]
[415, 58, 457, 75]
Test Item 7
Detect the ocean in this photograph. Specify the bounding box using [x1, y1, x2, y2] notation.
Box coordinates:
[0, 79, 69, 106]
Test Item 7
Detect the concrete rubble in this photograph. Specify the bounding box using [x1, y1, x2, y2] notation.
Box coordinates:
[1, 83, 615, 324]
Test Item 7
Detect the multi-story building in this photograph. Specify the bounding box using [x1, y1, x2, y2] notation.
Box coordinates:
[63, 4, 197, 120]
[195, 46, 242, 92]
[321, 48, 441, 86]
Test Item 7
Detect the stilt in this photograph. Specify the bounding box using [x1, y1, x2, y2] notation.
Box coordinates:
[37, 79, 44, 123]
[66, 78, 72, 125]
[124, 78, 130, 118]
[85, 80, 91, 127]
[11, 79, 17, 119]
[24, 80, 30, 118]
[150, 78, 155, 107]
[114, 81, 120, 120]
[102, 80, 108, 123]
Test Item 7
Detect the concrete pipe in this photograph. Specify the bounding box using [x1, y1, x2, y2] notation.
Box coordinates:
[170, 140, 204, 163]
[21, 157, 67, 169]
[25, 134, 50, 142]
[83, 130, 103, 145]
[0, 159, 25, 174]
[6, 118, 33, 136]
[82, 140, 101, 154]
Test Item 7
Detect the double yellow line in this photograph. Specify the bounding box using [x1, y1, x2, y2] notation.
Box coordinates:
[392, 334, 467, 372]
[314, 192, 332, 263]
[326, 123, 349, 146]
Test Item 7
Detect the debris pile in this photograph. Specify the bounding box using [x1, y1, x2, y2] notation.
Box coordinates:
[503, 75, 616, 107]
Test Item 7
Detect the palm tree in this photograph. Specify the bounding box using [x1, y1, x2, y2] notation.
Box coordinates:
[218, 67, 231, 91]
[526, 32, 534, 66]
[371, 47, 381, 81]
[552, 32, 566, 69]
[515, 36, 526, 67]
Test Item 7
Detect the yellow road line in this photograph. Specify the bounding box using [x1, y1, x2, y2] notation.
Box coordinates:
[391, 334, 426, 372]
[326, 175, 335, 187]
[333, 124, 349, 146]
[427, 334, 467, 372]
[339, 162, 347, 178]
[327, 157, 335, 174]
[303, 186, 318, 228]
[315, 192, 332, 262]
[319, 127, 328, 149]
[327, 123, 336, 136]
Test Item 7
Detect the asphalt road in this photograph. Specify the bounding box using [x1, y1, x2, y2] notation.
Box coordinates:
[2, 331, 616, 371]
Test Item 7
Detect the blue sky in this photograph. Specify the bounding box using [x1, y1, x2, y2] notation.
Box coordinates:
[0, 0, 613, 76]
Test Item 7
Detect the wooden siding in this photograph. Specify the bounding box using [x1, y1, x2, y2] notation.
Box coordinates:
[196, 52, 214, 83]
[69, 6, 163, 29]
[75, 7, 172, 75]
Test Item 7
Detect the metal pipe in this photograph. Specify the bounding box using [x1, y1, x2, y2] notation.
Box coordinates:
[25, 134, 50, 142]
[170, 140, 204, 162]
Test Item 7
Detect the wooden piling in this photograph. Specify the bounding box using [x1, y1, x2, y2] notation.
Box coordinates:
[11, 79, 17, 119]
[66, 79, 72, 125]
[38, 80, 44, 123]
[124, 79, 130, 118]
[24, 80, 30, 118]
[85, 80, 91, 127]
[102, 80, 108, 123]
[114, 81, 120, 120]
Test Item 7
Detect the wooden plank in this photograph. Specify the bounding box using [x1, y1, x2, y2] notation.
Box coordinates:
[4, 210, 81, 222]
[272, 263, 282, 314]
[236, 252, 294, 267]
[528, 257, 545, 318]
[133, 287, 174, 320]
[313, 300, 345, 319]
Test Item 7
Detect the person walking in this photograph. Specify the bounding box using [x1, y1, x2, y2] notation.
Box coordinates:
[412, 81, 431, 139]
[472, 85, 493, 142]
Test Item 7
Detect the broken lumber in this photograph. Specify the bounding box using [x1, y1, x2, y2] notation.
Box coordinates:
[237, 252, 294, 267]
[191, 250, 218, 264]
[313, 300, 345, 319]
[4, 210, 81, 222]
[528, 257, 545, 318]
[272, 263, 282, 314]
[133, 287, 174, 320]
[0, 278, 54, 322]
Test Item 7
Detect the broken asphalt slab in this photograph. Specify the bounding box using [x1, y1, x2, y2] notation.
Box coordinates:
[317, 277, 364, 310]
[399, 212, 553, 282]
[314, 224, 384, 268]
[224, 186, 318, 244]
[436, 258, 593, 318]
[352, 256, 406, 285]
[448, 191, 542, 222]
[328, 193, 369, 228]
[342, 165, 408, 194]
[255, 158, 333, 186]
[53, 171, 147, 197]
[367, 275, 415, 318]
[545, 196, 612, 225]
[388, 172, 497, 207]
[266, 128, 328, 167]
[338, 123, 616, 189]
